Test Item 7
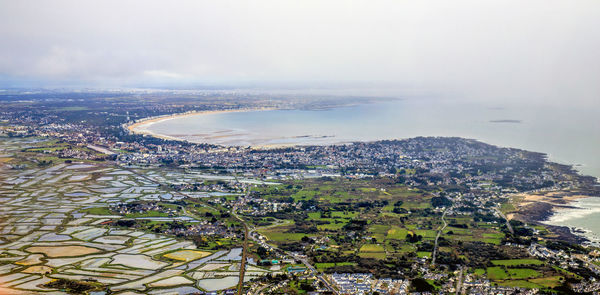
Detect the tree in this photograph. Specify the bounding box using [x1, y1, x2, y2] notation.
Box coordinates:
[257, 246, 268, 257]
[411, 278, 435, 292]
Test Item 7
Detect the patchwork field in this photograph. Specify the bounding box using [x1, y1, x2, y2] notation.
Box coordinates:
[0, 138, 279, 294]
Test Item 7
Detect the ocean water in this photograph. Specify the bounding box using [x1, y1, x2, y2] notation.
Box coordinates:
[546, 197, 600, 243]
[144, 99, 600, 240]
[146, 100, 600, 179]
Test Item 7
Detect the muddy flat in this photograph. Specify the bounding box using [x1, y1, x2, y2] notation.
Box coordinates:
[26, 246, 102, 257]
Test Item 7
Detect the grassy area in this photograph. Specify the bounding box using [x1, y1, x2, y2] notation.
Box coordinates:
[261, 231, 310, 242]
[315, 262, 357, 270]
[552, 265, 582, 279]
[331, 211, 358, 218]
[400, 201, 431, 210]
[369, 224, 389, 241]
[414, 229, 437, 239]
[508, 268, 541, 279]
[417, 251, 431, 258]
[482, 232, 504, 239]
[500, 201, 516, 213]
[486, 267, 509, 280]
[529, 276, 563, 288]
[497, 280, 541, 289]
[491, 259, 544, 266]
[358, 252, 386, 259]
[247, 177, 565, 285]
[307, 212, 321, 219]
[480, 237, 502, 245]
[81, 207, 112, 215]
[358, 243, 386, 259]
[317, 222, 346, 230]
[125, 210, 170, 218]
[360, 244, 385, 252]
[387, 226, 408, 240]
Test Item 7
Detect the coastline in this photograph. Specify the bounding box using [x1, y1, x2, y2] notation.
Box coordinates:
[509, 191, 597, 243]
[544, 196, 600, 244]
[124, 105, 600, 243]
[126, 106, 353, 149]
[126, 107, 277, 143]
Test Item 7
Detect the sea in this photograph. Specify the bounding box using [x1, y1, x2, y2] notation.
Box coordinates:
[143, 99, 600, 239]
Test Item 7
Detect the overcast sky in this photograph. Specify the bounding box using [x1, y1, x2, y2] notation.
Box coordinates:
[1, 0, 599, 105]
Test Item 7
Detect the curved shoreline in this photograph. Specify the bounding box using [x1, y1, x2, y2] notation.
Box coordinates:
[509, 191, 599, 243]
[544, 196, 600, 245]
[125, 107, 277, 142]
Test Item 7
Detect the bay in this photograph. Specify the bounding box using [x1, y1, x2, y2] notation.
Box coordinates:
[144, 99, 600, 179]
[143, 99, 600, 240]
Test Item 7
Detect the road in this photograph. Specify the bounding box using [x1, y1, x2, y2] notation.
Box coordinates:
[431, 209, 448, 265]
[495, 208, 514, 235]
[234, 209, 249, 295]
[125, 166, 252, 295]
[455, 266, 464, 295]
[124, 166, 337, 294]
[247, 225, 339, 294]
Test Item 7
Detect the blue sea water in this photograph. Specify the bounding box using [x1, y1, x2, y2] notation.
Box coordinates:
[146, 99, 600, 179]
[145, 99, 600, 239]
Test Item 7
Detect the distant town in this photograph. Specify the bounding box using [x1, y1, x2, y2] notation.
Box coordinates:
[1, 90, 600, 294]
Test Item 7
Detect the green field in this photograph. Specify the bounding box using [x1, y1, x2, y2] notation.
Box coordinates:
[369, 225, 389, 241]
[413, 229, 437, 239]
[387, 226, 408, 240]
[417, 251, 431, 258]
[248, 177, 570, 290]
[317, 222, 346, 230]
[331, 211, 358, 218]
[358, 252, 386, 259]
[529, 276, 563, 288]
[307, 212, 321, 219]
[315, 262, 357, 270]
[125, 210, 169, 218]
[261, 231, 310, 242]
[486, 267, 509, 280]
[491, 259, 544, 266]
[360, 244, 385, 252]
[497, 280, 541, 289]
[508, 268, 541, 279]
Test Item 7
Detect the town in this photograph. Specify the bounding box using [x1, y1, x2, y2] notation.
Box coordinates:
[1, 91, 600, 294]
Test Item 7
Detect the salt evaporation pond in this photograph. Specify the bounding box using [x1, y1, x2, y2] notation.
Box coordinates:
[196, 276, 238, 291]
[218, 248, 242, 261]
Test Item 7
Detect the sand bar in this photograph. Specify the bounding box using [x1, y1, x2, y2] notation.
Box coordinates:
[126, 108, 276, 142]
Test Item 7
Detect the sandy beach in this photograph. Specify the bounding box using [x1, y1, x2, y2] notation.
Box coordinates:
[512, 191, 589, 209]
[507, 190, 598, 242]
[509, 191, 591, 221]
[126, 108, 276, 142]
[507, 190, 591, 226]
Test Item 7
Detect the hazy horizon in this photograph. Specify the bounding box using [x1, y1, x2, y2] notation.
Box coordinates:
[1, 1, 600, 107]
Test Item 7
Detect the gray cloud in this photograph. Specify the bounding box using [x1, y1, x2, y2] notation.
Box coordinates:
[1, 0, 599, 105]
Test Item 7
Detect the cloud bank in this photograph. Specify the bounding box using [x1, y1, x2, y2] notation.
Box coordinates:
[1, 0, 599, 105]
